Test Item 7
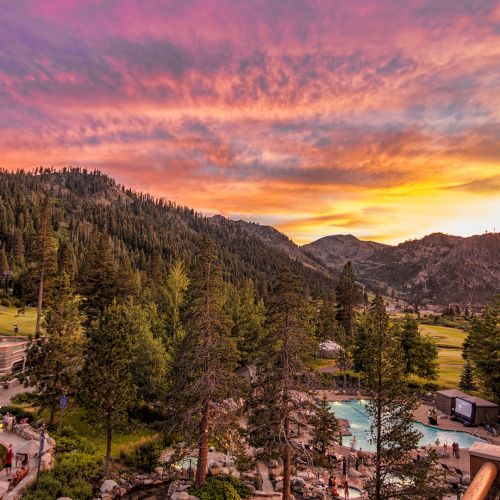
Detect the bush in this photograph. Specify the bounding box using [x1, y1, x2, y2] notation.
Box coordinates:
[10, 392, 39, 406]
[0, 405, 33, 421]
[190, 476, 241, 500]
[23, 472, 63, 500]
[61, 478, 94, 500]
[56, 435, 96, 454]
[120, 439, 163, 472]
[53, 452, 103, 482]
[211, 475, 252, 498]
[0, 298, 11, 307]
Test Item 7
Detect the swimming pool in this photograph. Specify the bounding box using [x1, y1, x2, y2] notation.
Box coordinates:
[329, 399, 485, 452]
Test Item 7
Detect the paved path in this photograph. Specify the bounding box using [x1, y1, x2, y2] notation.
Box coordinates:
[257, 462, 275, 493]
[0, 380, 33, 407]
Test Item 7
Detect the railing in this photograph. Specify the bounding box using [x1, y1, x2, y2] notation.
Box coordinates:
[462, 461, 498, 500]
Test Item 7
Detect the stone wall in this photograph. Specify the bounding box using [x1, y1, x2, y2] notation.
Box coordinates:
[3, 424, 56, 500]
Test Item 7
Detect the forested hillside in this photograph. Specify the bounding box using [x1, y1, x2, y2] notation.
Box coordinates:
[0, 168, 334, 304]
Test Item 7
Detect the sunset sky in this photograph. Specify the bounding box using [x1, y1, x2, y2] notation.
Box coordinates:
[1, 1, 499, 244]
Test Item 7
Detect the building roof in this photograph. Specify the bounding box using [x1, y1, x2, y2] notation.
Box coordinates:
[319, 340, 344, 352]
[437, 389, 498, 408]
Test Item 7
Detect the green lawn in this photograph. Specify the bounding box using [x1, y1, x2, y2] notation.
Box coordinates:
[419, 324, 466, 388]
[44, 407, 157, 458]
[0, 305, 37, 336]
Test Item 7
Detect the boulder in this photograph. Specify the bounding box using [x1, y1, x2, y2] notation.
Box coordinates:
[297, 470, 315, 481]
[291, 477, 306, 494]
[348, 467, 363, 478]
[462, 475, 471, 486]
[209, 463, 223, 476]
[100, 479, 119, 493]
[268, 458, 283, 468]
[171, 493, 190, 500]
[230, 469, 241, 479]
[275, 480, 284, 491]
[154, 466, 164, 476]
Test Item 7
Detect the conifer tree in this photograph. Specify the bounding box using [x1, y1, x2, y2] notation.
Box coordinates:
[465, 298, 499, 402]
[12, 229, 26, 271]
[397, 315, 438, 379]
[22, 272, 82, 426]
[309, 396, 338, 457]
[79, 302, 135, 474]
[33, 196, 57, 335]
[228, 279, 266, 366]
[361, 296, 443, 500]
[336, 261, 361, 338]
[165, 236, 239, 487]
[162, 260, 189, 345]
[246, 268, 315, 500]
[57, 240, 77, 280]
[316, 294, 338, 343]
[78, 232, 118, 324]
[459, 361, 476, 392]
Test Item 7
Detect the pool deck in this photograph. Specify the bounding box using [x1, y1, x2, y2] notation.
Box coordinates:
[317, 389, 500, 475]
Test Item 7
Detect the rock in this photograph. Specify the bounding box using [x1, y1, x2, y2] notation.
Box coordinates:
[119, 478, 128, 486]
[268, 458, 282, 468]
[225, 460, 235, 467]
[168, 482, 180, 496]
[297, 470, 315, 481]
[291, 477, 306, 494]
[143, 479, 153, 485]
[154, 466, 164, 476]
[171, 492, 190, 500]
[275, 480, 283, 491]
[230, 469, 241, 479]
[446, 477, 460, 485]
[348, 467, 363, 478]
[462, 475, 471, 486]
[221, 467, 230, 475]
[100, 480, 119, 493]
[179, 484, 191, 492]
[209, 463, 222, 476]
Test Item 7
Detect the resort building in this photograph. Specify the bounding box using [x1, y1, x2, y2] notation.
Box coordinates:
[0, 335, 30, 376]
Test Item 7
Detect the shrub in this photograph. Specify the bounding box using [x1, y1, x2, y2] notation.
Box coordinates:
[23, 472, 63, 500]
[53, 452, 103, 482]
[0, 298, 11, 307]
[0, 405, 33, 421]
[61, 478, 94, 500]
[120, 439, 163, 472]
[56, 435, 96, 454]
[190, 476, 241, 500]
[10, 392, 39, 406]
[211, 475, 252, 498]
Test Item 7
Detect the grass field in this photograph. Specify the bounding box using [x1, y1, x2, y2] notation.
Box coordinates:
[419, 324, 466, 388]
[0, 305, 37, 336]
[41, 407, 158, 458]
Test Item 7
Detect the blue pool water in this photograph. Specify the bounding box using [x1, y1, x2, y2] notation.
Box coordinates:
[329, 399, 485, 452]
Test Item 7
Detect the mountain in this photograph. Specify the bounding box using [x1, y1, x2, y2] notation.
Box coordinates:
[0, 169, 334, 301]
[303, 232, 500, 306]
[210, 216, 325, 271]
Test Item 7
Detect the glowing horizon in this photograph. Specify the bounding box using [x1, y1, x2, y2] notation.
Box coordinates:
[1, 1, 499, 245]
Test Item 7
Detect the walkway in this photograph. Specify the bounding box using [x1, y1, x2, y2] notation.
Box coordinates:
[0, 380, 33, 407]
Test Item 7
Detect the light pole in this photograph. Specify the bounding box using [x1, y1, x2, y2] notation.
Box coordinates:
[35, 424, 46, 489]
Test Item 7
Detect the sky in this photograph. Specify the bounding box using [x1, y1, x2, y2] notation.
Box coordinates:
[1, 0, 499, 244]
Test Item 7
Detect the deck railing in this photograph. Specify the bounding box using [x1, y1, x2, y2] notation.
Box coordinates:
[462, 461, 498, 500]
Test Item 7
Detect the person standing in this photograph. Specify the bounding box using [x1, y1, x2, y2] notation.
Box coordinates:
[4, 444, 14, 477]
[343, 476, 350, 500]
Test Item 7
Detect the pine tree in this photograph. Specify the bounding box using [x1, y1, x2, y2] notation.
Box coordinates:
[397, 316, 438, 380]
[162, 260, 189, 346]
[336, 261, 361, 338]
[78, 232, 118, 325]
[361, 296, 443, 500]
[165, 236, 240, 487]
[228, 279, 266, 366]
[33, 196, 57, 335]
[309, 396, 338, 457]
[12, 229, 26, 271]
[57, 240, 77, 280]
[246, 268, 315, 500]
[459, 361, 476, 392]
[22, 272, 83, 426]
[466, 298, 499, 402]
[316, 295, 337, 343]
[79, 302, 135, 474]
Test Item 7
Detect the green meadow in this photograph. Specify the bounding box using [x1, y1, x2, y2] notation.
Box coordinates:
[0, 305, 37, 336]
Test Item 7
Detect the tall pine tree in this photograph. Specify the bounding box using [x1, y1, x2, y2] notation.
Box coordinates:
[79, 302, 135, 474]
[362, 296, 443, 500]
[336, 261, 361, 339]
[246, 268, 315, 500]
[22, 272, 82, 426]
[33, 196, 57, 335]
[165, 235, 240, 486]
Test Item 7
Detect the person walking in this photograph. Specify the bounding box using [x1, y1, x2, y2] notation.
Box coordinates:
[343, 476, 350, 500]
[451, 442, 456, 458]
[4, 444, 14, 477]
